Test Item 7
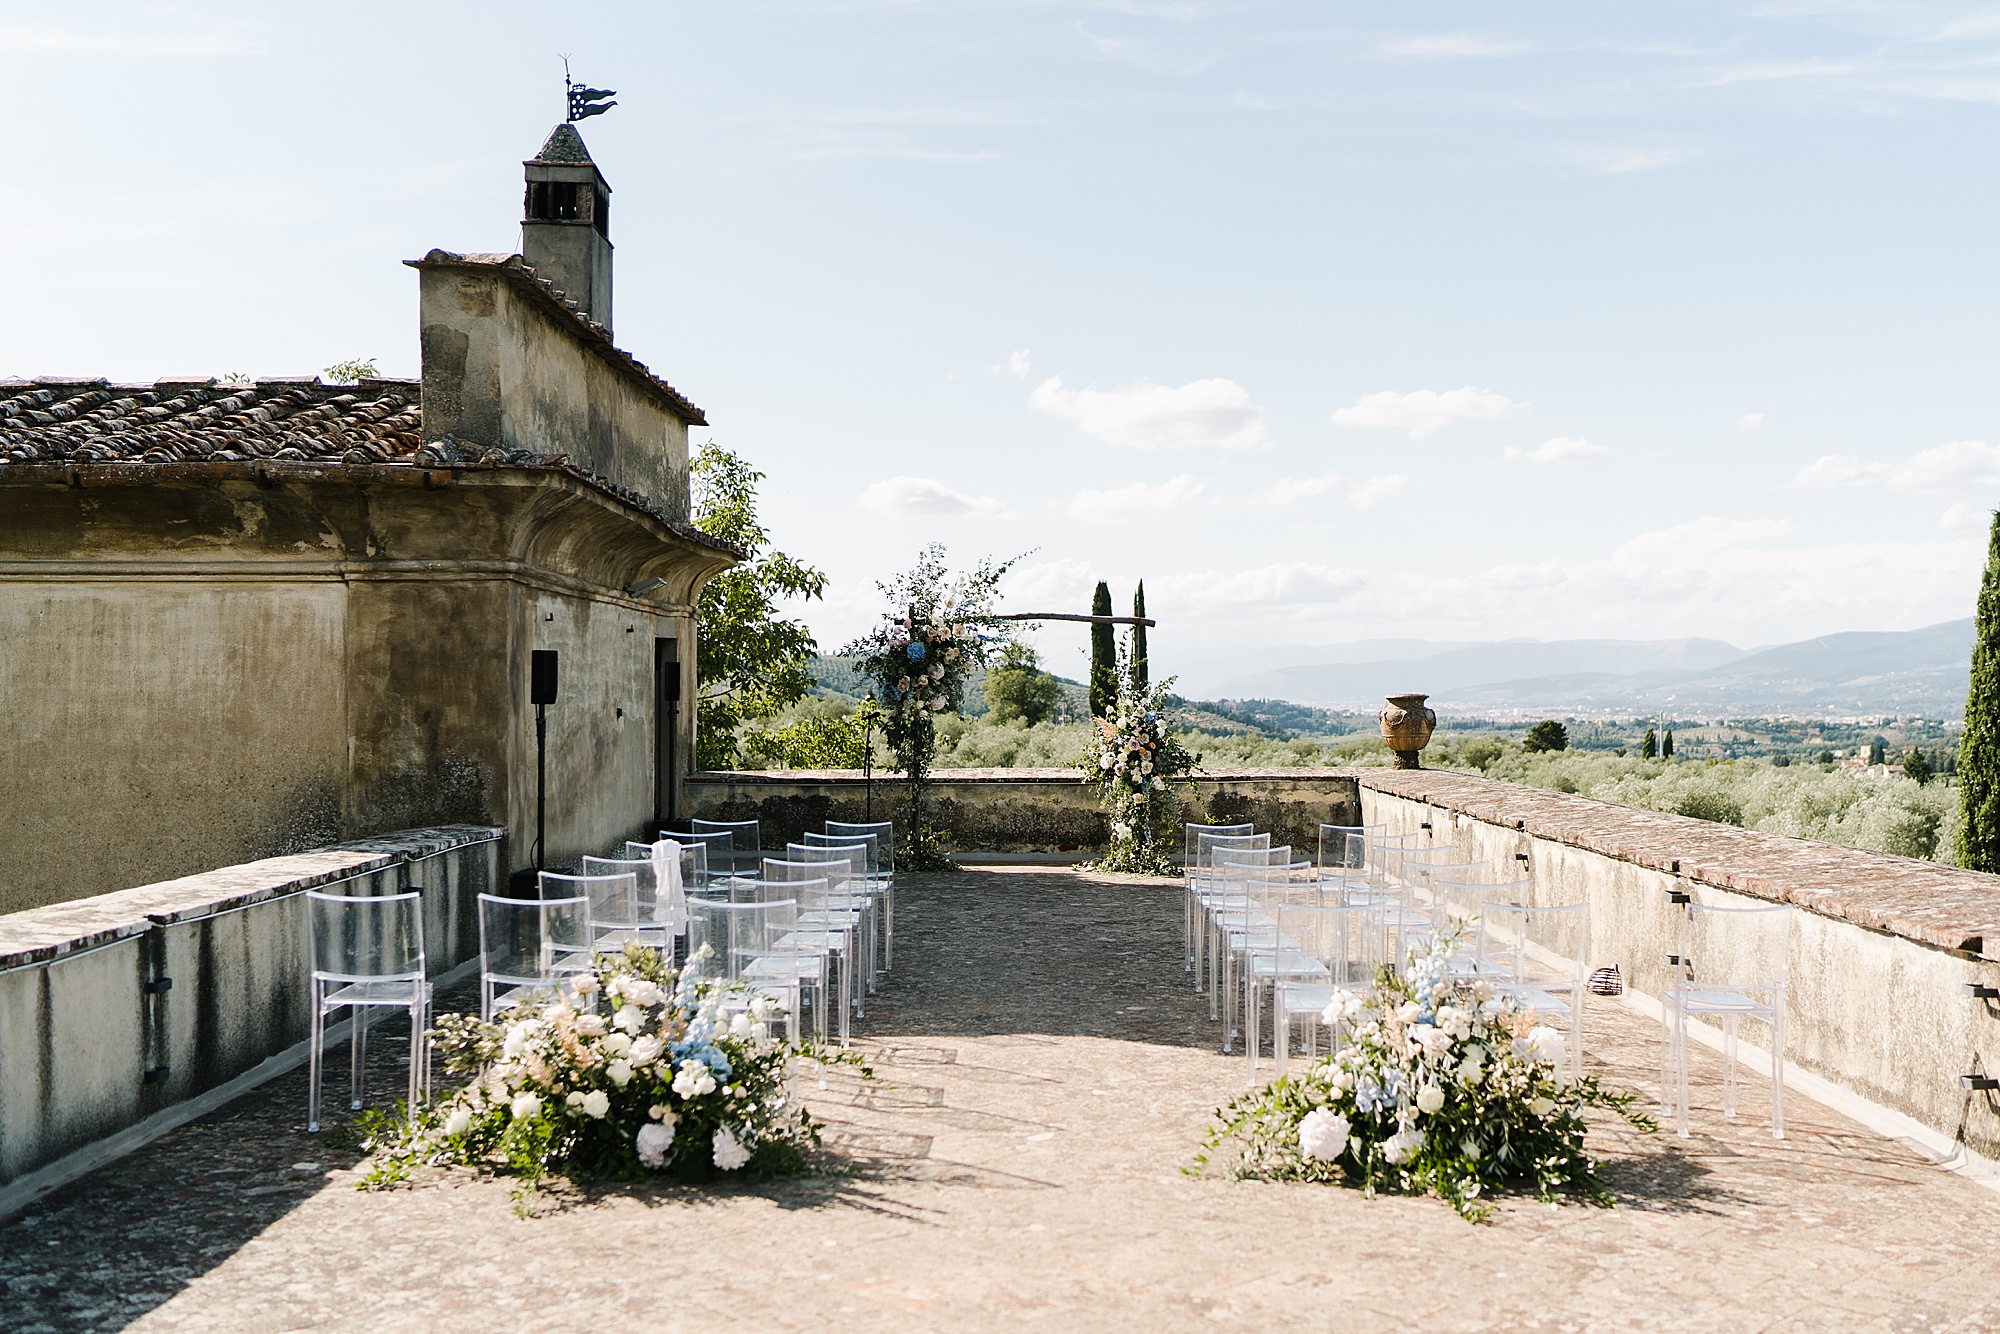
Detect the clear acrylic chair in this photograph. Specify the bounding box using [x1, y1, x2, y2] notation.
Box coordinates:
[306, 889, 431, 1133]
[789, 842, 880, 994]
[1184, 823, 1255, 972]
[623, 838, 692, 954]
[686, 895, 803, 1044]
[1475, 899, 1590, 1084]
[826, 820, 895, 966]
[1233, 872, 1336, 1080]
[1197, 842, 1284, 1010]
[1189, 832, 1271, 992]
[691, 818, 761, 877]
[1662, 900, 1792, 1139]
[538, 870, 641, 952]
[1271, 899, 1382, 1078]
[673, 828, 737, 885]
[477, 892, 593, 1020]
[763, 859, 861, 1041]
[1209, 855, 1314, 1050]
[581, 854, 676, 954]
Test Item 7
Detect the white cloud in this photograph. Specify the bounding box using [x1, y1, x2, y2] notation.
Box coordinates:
[859, 475, 1008, 518]
[1030, 375, 1269, 450]
[1504, 436, 1610, 464]
[1066, 473, 1206, 523]
[1941, 503, 1992, 532]
[1160, 562, 1365, 608]
[1737, 412, 1766, 432]
[1346, 474, 1410, 509]
[1379, 33, 1536, 59]
[1789, 440, 2000, 491]
[1260, 470, 1342, 506]
[1001, 348, 1031, 379]
[1330, 386, 1524, 440]
[1567, 146, 1697, 175]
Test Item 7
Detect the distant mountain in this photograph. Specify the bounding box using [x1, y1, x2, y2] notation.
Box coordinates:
[1209, 621, 1974, 718]
[1218, 638, 1747, 709]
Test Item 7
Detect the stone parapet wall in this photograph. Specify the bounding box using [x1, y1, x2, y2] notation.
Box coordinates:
[1357, 770, 2000, 1159]
[0, 826, 502, 1194]
[685, 768, 1362, 858]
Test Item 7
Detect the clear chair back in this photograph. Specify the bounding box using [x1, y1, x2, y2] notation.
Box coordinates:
[692, 819, 760, 876]
[1277, 899, 1379, 989]
[1476, 900, 1590, 987]
[766, 855, 855, 896]
[687, 896, 800, 982]
[827, 820, 894, 875]
[671, 828, 734, 882]
[1681, 900, 1792, 995]
[803, 831, 880, 876]
[538, 870, 640, 946]
[1187, 822, 1254, 868]
[1317, 824, 1366, 873]
[789, 841, 869, 881]
[308, 890, 426, 983]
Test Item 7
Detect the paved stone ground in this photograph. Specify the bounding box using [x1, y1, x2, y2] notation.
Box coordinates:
[8, 868, 2000, 1332]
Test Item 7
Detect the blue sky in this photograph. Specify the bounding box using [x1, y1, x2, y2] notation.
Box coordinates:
[4, 2, 1997, 692]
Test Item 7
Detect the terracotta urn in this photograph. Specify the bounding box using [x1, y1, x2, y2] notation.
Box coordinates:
[1379, 693, 1436, 770]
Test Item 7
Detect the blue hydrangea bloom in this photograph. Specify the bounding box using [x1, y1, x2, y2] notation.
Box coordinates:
[906, 642, 927, 662]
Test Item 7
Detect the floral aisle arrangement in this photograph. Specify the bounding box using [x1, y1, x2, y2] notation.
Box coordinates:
[844, 544, 1017, 870]
[1081, 668, 1199, 875]
[357, 946, 830, 1196]
[1194, 933, 1654, 1221]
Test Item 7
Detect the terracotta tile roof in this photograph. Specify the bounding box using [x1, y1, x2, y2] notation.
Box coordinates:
[0, 376, 742, 560]
[0, 377, 424, 466]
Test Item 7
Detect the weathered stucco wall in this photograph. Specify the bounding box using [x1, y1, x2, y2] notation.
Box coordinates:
[1358, 770, 2000, 1160]
[0, 465, 720, 911]
[415, 260, 690, 521]
[685, 768, 1362, 857]
[0, 826, 501, 1192]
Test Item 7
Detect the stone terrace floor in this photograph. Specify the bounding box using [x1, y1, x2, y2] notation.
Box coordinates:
[9, 868, 2000, 1332]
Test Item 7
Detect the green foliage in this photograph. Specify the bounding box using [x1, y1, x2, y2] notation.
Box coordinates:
[1081, 658, 1201, 874]
[1131, 581, 1149, 692]
[844, 545, 1018, 869]
[322, 358, 379, 384]
[1640, 726, 1657, 760]
[1089, 581, 1117, 717]
[1963, 511, 2000, 871]
[741, 711, 872, 769]
[692, 444, 828, 770]
[1904, 749, 1934, 786]
[984, 643, 1063, 726]
[1522, 720, 1570, 753]
[1489, 749, 1954, 861]
[1662, 728, 1675, 759]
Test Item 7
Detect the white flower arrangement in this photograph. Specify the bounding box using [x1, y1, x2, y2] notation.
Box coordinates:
[359, 945, 841, 1191]
[1080, 669, 1199, 875]
[1196, 931, 1654, 1222]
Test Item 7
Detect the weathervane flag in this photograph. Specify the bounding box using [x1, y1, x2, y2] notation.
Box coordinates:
[562, 59, 616, 122]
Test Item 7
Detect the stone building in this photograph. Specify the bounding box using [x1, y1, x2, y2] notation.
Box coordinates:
[0, 125, 735, 913]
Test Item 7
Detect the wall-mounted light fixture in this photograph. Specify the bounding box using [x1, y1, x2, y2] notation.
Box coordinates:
[627, 576, 667, 596]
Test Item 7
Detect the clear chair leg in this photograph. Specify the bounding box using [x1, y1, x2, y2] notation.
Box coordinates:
[308, 994, 324, 1133]
[350, 1005, 369, 1111]
[1722, 1016, 1739, 1118]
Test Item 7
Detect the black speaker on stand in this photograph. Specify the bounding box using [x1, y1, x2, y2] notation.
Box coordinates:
[531, 650, 558, 871]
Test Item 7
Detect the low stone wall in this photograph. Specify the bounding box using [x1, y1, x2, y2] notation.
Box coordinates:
[685, 768, 1362, 858]
[1358, 770, 2000, 1159]
[0, 826, 502, 1193]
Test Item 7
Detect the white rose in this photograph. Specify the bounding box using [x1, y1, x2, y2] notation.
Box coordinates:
[510, 1092, 542, 1121]
[629, 1035, 665, 1067]
[1395, 1002, 1423, 1024]
[606, 1060, 634, 1087]
[1383, 1127, 1426, 1165]
[565, 1091, 587, 1109]
[601, 1032, 633, 1058]
[730, 1012, 754, 1040]
[1415, 1084, 1446, 1115]
[614, 1006, 646, 1033]
[1411, 1024, 1453, 1059]
[712, 1126, 752, 1172]
[444, 1105, 475, 1137]
[502, 1025, 530, 1059]
[581, 1089, 611, 1119]
[636, 1120, 675, 1169]
[1524, 1025, 1567, 1071]
[1529, 1095, 1556, 1118]
[1297, 1108, 1351, 1162]
[574, 1013, 607, 1036]
[570, 972, 599, 997]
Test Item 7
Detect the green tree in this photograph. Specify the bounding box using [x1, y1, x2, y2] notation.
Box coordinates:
[1904, 748, 1934, 786]
[1089, 581, 1117, 717]
[1640, 726, 1657, 760]
[1130, 581, 1149, 692]
[1867, 738, 1888, 766]
[985, 643, 1062, 726]
[1662, 728, 1675, 759]
[1961, 511, 2000, 870]
[691, 444, 828, 769]
[1522, 720, 1569, 753]
[322, 357, 379, 384]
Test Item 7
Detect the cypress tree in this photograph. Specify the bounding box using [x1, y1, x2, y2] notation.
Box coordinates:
[1960, 511, 2000, 870]
[1640, 726, 1657, 760]
[1131, 581, 1149, 693]
[1089, 580, 1117, 717]
[1662, 728, 1675, 759]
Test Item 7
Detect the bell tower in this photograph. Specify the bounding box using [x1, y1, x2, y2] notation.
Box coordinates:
[521, 123, 613, 332]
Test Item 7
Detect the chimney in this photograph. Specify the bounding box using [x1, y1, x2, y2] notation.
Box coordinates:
[521, 124, 613, 333]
